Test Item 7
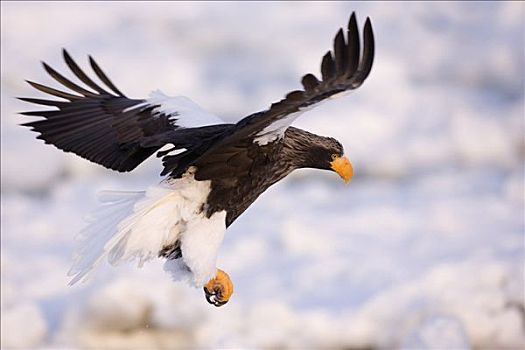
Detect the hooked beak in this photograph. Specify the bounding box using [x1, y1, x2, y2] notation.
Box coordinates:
[330, 155, 353, 184]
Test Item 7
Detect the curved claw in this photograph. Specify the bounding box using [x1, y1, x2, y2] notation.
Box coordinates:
[204, 288, 228, 307]
[204, 287, 216, 304]
[204, 286, 229, 307]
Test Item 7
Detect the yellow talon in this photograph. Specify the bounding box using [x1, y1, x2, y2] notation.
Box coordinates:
[203, 269, 234, 307]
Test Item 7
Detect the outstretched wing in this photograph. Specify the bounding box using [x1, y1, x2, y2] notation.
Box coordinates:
[191, 13, 374, 180]
[249, 13, 375, 146]
[20, 50, 226, 172]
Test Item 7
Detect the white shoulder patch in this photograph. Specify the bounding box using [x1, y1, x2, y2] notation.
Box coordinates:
[68, 170, 227, 287]
[254, 89, 354, 146]
[146, 90, 224, 128]
[253, 110, 303, 146]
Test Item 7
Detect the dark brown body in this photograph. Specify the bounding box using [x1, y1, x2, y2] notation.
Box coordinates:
[201, 127, 341, 226]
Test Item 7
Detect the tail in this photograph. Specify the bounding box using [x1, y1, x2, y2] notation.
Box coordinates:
[68, 183, 183, 285]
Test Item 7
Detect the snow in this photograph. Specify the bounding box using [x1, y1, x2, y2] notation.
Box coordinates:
[1, 302, 48, 348]
[1, 1, 524, 349]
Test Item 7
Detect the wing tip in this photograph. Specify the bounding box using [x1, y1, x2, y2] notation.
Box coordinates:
[41, 60, 51, 71]
[62, 47, 69, 57]
[364, 17, 373, 31]
[17, 96, 33, 103]
[348, 12, 357, 29]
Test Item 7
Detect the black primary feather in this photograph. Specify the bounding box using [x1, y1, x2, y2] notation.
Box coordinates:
[20, 13, 374, 222]
[189, 12, 374, 182]
[19, 51, 230, 172]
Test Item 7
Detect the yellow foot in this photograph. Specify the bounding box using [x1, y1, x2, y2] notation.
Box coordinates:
[203, 269, 233, 307]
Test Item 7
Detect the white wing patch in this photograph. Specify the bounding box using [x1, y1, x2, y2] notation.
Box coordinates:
[68, 169, 227, 287]
[122, 101, 150, 113]
[157, 143, 187, 157]
[254, 111, 302, 146]
[146, 90, 224, 128]
[253, 90, 354, 146]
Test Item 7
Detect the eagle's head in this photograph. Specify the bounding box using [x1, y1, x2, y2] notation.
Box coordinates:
[285, 128, 353, 183]
[309, 137, 353, 183]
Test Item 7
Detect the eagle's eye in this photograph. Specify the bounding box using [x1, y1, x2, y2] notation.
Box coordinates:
[331, 153, 338, 161]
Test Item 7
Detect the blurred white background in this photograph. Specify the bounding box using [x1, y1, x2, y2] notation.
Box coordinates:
[1, 2, 524, 349]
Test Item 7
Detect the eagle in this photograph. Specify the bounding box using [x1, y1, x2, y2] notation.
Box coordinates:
[20, 13, 374, 307]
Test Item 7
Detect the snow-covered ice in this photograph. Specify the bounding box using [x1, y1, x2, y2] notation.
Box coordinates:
[1, 2, 523, 349]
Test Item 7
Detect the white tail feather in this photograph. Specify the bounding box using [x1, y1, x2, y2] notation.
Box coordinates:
[68, 172, 222, 287]
[68, 190, 145, 285]
[68, 184, 187, 285]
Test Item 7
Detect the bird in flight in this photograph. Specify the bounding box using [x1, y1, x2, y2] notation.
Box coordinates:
[20, 13, 374, 307]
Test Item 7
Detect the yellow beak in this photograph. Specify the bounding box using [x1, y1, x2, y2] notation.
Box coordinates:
[330, 155, 353, 184]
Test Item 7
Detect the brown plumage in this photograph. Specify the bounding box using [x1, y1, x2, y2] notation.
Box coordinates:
[18, 13, 375, 304]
